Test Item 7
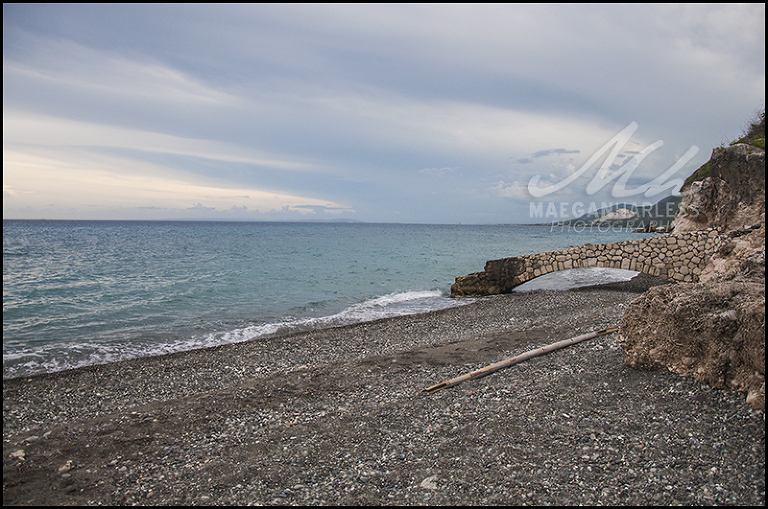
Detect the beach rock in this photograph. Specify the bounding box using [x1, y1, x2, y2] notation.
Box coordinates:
[619, 281, 765, 411]
[58, 460, 74, 473]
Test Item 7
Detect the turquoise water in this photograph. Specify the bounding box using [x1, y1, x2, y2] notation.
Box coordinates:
[3, 220, 651, 378]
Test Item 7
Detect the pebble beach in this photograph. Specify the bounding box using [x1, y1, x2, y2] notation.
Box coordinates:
[3, 274, 765, 505]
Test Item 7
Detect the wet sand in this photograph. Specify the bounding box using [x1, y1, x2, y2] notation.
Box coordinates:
[3, 274, 765, 505]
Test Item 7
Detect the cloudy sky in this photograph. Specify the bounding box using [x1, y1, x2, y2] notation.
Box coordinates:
[3, 4, 765, 224]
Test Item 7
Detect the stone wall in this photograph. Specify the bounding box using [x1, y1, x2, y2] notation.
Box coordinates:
[451, 228, 724, 297]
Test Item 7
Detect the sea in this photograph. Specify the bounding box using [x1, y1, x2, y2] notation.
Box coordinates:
[3, 220, 653, 379]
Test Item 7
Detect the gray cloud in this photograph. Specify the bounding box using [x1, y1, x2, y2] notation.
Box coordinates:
[531, 148, 582, 158]
[419, 167, 458, 176]
[515, 148, 580, 165]
[2, 4, 764, 223]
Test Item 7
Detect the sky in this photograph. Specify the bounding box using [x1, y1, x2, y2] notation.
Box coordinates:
[3, 4, 765, 224]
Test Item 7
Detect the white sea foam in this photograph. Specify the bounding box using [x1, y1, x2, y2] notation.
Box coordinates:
[3, 289, 468, 378]
[327, 290, 448, 322]
[213, 290, 463, 344]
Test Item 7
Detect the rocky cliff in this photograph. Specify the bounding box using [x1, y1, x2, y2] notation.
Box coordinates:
[619, 142, 765, 411]
[673, 143, 765, 234]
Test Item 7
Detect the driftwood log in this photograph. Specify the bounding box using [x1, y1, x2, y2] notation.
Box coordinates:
[423, 326, 618, 394]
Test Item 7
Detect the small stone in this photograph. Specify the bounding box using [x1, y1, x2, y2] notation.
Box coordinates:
[420, 475, 439, 490]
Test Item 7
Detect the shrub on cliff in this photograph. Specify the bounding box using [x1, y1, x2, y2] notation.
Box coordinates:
[729, 107, 765, 149]
[683, 108, 765, 191]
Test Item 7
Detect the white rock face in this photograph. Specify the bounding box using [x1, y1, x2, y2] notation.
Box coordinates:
[597, 207, 636, 222]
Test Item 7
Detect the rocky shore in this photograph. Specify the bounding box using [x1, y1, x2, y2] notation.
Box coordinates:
[3, 274, 765, 505]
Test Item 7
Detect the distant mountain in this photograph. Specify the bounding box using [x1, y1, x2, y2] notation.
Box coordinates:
[558, 195, 682, 229]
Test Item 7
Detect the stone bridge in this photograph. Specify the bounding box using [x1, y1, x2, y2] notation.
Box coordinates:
[450, 228, 725, 297]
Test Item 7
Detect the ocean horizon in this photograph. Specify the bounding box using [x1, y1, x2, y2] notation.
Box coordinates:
[3, 219, 652, 378]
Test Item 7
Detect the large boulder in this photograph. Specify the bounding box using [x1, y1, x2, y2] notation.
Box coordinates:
[618, 280, 765, 411]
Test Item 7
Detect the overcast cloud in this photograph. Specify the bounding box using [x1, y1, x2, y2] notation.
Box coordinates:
[3, 4, 765, 223]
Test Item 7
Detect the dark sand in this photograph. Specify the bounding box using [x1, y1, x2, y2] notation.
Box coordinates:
[3, 274, 765, 505]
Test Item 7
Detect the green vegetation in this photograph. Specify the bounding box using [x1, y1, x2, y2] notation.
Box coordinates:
[682, 160, 711, 191]
[729, 108, 765, 149]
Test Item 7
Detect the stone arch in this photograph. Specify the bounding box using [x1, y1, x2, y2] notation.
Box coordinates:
[450, 228, 724, 297]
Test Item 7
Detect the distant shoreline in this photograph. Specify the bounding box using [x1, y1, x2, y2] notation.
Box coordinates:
[2, 218, 662, 227]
